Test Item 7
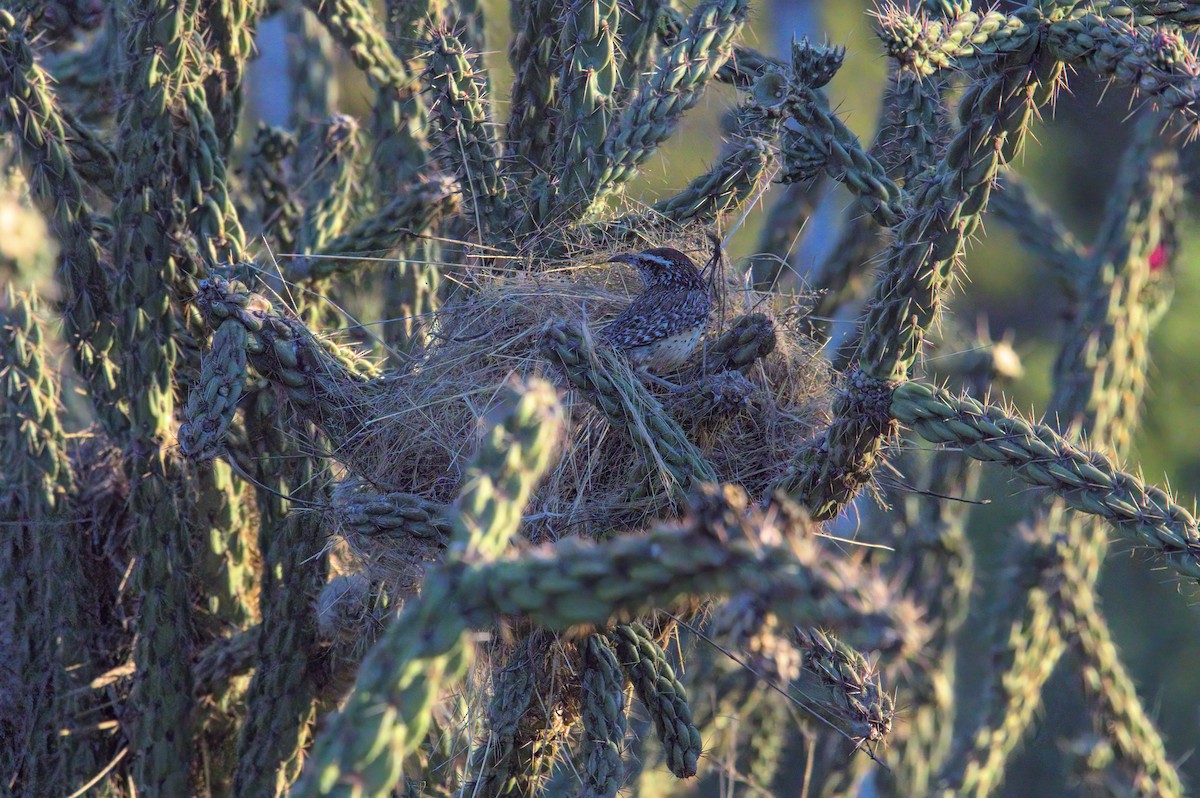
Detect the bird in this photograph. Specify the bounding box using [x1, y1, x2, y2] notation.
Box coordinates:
[599, 247, 713, 376]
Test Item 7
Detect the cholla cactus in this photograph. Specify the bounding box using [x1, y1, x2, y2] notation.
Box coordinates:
[1, 1, 1199, 797]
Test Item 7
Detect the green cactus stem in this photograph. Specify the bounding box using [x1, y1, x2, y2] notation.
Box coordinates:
[1060, 561, 1183, 797]
[597, 0, 749, 195]
[551, 0, 622, 219]
[541, 319, 718, 499]
[110, 0, 205, 790]
[612, 622, 702, 779]
[332, 479, 451, 544]
[505, 0, 563, 172]
[580, 635, 629, 798]
[793, 628, 893, 751]
[294, 379, 562, 798]
[242, 124, 303, 253]
[465, 646, 539, 796]
[453, 485, 915, 646]
[465, 637, 568, 797]
[781, 86, 905, 228]
[192, 277, 378, 441]
[942, 115, 1181, 796]
[288, 171, 460, 281]
[180, 84, 251, 269]
[891, 381, 1200, 582]
[0, 11, 123, 434]
[202, 0, 262, 152]
[426, 28, 509, 243]
[181, 318, 250, 461]
[0, 292, 83, 794]
[778, 39, 1061, 520]
[297, 114, 362, 256]
[233, 452, 328, 797]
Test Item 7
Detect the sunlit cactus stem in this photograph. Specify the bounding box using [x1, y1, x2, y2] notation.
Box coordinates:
[426, 27, 509, 243]
[0, 10, 123, 434]
[505, 0, 562, 170]
[875, 334, 1017, 796]
[453, 485, 919, 645]
[109, 0, 206, 791]
[1060, 560, 1183, 796]
[181, 83, 252, 271]
[891, 381, 1200, 583]
[202, 0, 262, 151]
[294, 379, 563, 797]
[297, 114, 362, 256]
[551, 0, 621, 218]
[596, 0, 750, 195]
[779, 38, 1062, 521]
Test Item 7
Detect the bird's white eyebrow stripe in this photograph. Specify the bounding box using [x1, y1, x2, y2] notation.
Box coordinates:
[640, 254, 675, 268]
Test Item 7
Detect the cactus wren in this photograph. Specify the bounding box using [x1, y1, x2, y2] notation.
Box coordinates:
[600, 247, 712, 374]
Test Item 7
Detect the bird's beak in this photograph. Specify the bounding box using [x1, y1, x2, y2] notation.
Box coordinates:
[606, 253, 636, 266]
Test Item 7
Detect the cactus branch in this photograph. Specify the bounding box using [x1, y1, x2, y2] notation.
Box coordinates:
[892, 381, 1200, 582]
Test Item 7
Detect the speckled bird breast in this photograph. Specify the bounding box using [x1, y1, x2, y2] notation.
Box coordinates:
[625, 327, 706, 373]
[599, 284, 711, 373]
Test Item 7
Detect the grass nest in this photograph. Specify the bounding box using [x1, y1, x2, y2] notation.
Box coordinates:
[325, 232, 832, 592]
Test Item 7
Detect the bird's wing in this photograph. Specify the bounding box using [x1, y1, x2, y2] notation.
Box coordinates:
[601, 289, 714, 349]
[598, 299, 671, 348]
